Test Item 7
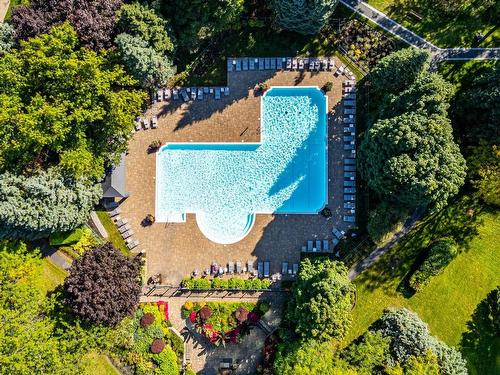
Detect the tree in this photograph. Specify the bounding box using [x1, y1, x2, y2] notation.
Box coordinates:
[359, 112, 466, 210]
[64, 243, 143, 326]
[0, 170, 101, 240]
[160, 0, 244, 52]
[368, 48, 431, 99]
[273, 340, 342, 375]
[343, 331, 391, 373]
[409, 238, 458, 291]
[116, 2, 174, 55]
[11, 0, 123, 50]
[271, 0, 340, 34]
[0, 22, 15, 54]
[405, 351, 440, 375]
[379, 72, 455, 119]
[367, 202, 409, 245]
[115, 33, 176, 88]
[453, 65, 499, 146]
[288, 258, 355, 341]
[375, 308, 468, 374]
[0, 22, 145, 179]
[0, 241, 90, 374]
[466, 143, 500, 206]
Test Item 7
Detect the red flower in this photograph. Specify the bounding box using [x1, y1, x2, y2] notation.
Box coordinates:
[189, 311, 197, 323]
[204, 323, 213, 330]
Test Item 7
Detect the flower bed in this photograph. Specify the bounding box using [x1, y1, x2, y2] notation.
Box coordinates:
[109, 303, 181, 375]
[181, 301, 270, 346]
[181, 277, 271, 290]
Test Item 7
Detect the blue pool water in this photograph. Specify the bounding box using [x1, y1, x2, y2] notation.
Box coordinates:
[156, 86, 328, 244]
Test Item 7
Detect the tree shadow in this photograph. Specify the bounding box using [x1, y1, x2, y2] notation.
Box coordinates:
[459, 287, 500, 375]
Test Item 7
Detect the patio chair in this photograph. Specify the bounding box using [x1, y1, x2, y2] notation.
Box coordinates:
[181, 90, 189, 102]
[247, 260, 254, 274]
[315, 240, 322, 252]
[344, 158, 356, 165]
[344, 202, 355, 209]
[203, 87, 209, 94]
[190, 89, 196, 100]
[343, 80, 355, 87]
[215, 88, 221, 100]
[173, 89, 179, 100]
[242, 58, 249, 70]
[307, 240, 313, 252]
[151, 116, 158, 128]
[344, 171, 356, 179]
[292, 263, 299, 275]
[134, 119, 142, 131]
[281, 57, 287, 69]
[228, 261, 234, 274]
[281, 262, 288, 274]
[264, 58, 270, 69]
[344, 180, 355, 187]
[197, 88, 203, 100]
[227, 59, 233, 72]
[121, 229, 134, 239]
[224, 87, 229, 96]
[332, 238, 339, 247]
[258, 261, 263, 278]
[263, 261, 270, 278]
[344, 215, 356, 223]
[298, 58, 304, 70]
[292, 58, 298, 70]
[315, 60, 321, 71]
[164, 88, 171, 100]
[235, 59, 241, 71]
[108, 207, 121, 217]
[127, 238, 139, 250]
[249, 58, 255, 70]
[270, 58, 276, 70]
[344, 194, 356, 201]
[344, 93, 356, 100]
[118, 223, 131, 234]
[142, 118, 150, 129]
[344, 187, 356, 193]
[286, 58, 292, 69]
[236, 261, 242, 274]
[344, 100, 356, 107]
[323, 240, 330, 252]
[259, 58, 265, 70]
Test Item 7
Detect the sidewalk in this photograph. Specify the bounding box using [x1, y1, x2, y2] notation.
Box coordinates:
[0, 0, 9, 22]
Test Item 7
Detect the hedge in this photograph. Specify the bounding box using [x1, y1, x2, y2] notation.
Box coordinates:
[409, 238, 458, 291]
[182, 277, 271, 290]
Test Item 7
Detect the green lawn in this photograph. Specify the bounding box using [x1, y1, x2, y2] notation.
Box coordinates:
[83, 352, 121, 375]
[36, 258, 67, 295]
[96, 209, 130, 256]
[366, 0, 499, 47]
[345, 197, 500, 374]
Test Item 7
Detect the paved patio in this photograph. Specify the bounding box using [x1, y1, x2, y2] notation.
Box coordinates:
[120, 61, 353, 285]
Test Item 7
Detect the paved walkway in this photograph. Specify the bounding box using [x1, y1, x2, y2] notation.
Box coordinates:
[340, 0, 500, 60]
[0, 0, 9, 22]
[40, 243, 72, 271]
[348, 208, 425, 279]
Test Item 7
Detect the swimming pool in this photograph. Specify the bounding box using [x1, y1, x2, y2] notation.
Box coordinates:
[156, 86, 328, 244]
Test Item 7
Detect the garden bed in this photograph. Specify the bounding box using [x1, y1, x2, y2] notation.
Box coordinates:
[182, 276, 271, 291]
[182, 301, 270, 346]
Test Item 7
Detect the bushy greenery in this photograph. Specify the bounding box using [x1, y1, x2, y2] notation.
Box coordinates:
[0, 170, 101, 240]
[0, 22, 145, 180]
[409, 238, 458, 291]
[367, 202, 409, 245]
[182, 277, 271, 290]
[288, 258, 355, 341]
[11, 0, 123, 49]
[274, 340, 339, 375]
[467, 143, 500, 206]
[64, 243, 143, 326]
[342, 331, 391, 373]
[49, 228, 86, 246]
[0, 22, 15, 54]
[0, 241, 95, 374]
[375, 308, 468, 374]
[271, 0, 340, 35]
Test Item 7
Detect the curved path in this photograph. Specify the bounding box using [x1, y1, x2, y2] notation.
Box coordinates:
[340, 0, 500, 60]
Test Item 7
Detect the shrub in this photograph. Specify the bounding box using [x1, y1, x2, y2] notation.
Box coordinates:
[154, 345, 179, 375]
[182, 278, 195, 289]
[212, 278, 229, 289]
[322, 82, 333, 92]
[141, 313, 155, 327]
[228, 277, 245, 289]
[261, 279, 271, 289]
[150, 339, 166, 354]
[409, 238, 458, 291]
[193, 278, 211, 289]
[183, 301, 194, 311]
[234, 307, 249, 322]
[258, 301, 271, 315]
[367, 202, 409, 245]
[199, 306, 213, 321]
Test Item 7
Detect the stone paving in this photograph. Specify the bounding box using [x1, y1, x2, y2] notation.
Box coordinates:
[119, 61, 353, 285]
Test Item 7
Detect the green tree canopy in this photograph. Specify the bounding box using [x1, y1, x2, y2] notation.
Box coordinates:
[115, 32, 176, 88]
[360, 112, 466, 210]
[288, 258, 355, 341]
[0, 22, 145, 179]
[116, 2, 174, 55]
[0, 22, 15, 54]
[467, 143, 500, 206]
[0, 241, 90, 374]
[0, 170, 101, 240]
[368, 48, 431, 99]
[271, 0, 340, 35]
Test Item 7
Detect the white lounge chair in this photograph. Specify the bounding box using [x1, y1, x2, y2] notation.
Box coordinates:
[164, 88, 171, 100]
[173, 89, 179, 100]
[142, 118, 150, 129]
[197, 88, 203, 100]
[151, 116, 158, 128]
[286, 58, 292, 69]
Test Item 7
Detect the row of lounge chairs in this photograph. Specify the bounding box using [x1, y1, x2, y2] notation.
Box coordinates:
[342, 79, 357, 224]
[281, 262, 299, 276]
[228, 57, 356, 78]
[108, 208, 141, 251]
[155, 87, 230, 103]
[301, 239, 333, 253]
[134, 116, 158, 131]
[202, 260, 265, 278]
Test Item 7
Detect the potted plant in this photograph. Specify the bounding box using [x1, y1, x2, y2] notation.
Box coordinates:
[149, 139, 162, 151]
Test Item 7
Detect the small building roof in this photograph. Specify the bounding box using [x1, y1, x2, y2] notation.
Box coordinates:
[102, 153, 127, 198]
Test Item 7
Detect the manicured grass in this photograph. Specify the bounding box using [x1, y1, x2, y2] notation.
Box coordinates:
[36, 258, 67, 295]
[95, 209, 130, 256]
[344, 197, 500, 374]
[366, 0, 499, 47]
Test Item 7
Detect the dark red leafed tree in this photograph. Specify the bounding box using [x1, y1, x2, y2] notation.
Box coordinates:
[11, 0, 123, 50]
[63, 243, 143, 326]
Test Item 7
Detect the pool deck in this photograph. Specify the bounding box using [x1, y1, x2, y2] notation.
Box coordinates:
[121, 64, 353, 285]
